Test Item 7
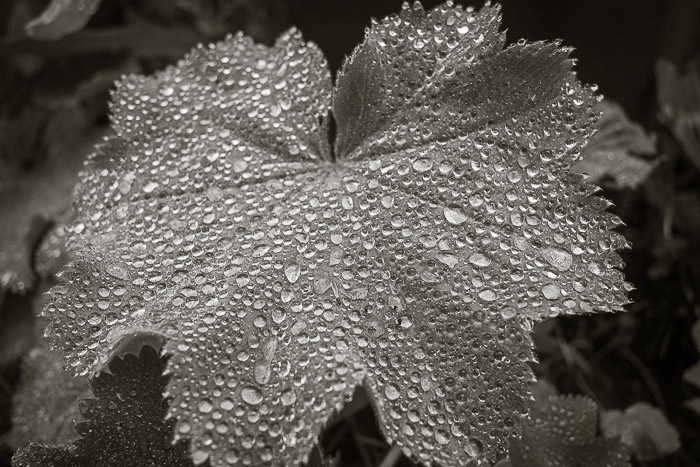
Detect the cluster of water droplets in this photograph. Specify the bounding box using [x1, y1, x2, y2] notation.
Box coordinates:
[42, 1, 630, 466]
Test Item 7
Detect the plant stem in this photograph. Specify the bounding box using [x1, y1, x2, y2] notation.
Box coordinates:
[377, 445, 402, 467]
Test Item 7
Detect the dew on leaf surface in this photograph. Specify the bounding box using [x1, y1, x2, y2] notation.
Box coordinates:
[41, 1, 631, 466]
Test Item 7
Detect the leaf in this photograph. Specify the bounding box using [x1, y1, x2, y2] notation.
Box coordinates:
[600, 402, 681, 461]
[573, 99, 657, 189]
[24, 0, 102, 41]
[12, 344, 202, 467]
[9, 338, 89, 448]
[509, 394, 630, 467]
[43, 2, 630, 465]
[656, 58, 700, 170]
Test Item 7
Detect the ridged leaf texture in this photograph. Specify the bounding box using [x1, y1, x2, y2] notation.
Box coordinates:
[43, 1, 630, 465]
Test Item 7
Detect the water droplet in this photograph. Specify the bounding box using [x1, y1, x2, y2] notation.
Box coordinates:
[241, 385, 263, 405]
[142, 181, 159, 193]
[254, 361, 271, 385]
[542, 247, 573, 271]
[106, 263, 129, 280]
[314, 271, 332, 294]
[192, 450, 210, 465]
[478, 289, 497, 301]
[206, 186, 223, 201]
[541, 284, 561, 300]
[384, 383, 401, 401]
[412, 158, 433, 172]
[500, 307, 516, 320]
[280, 388, 296, 406]
[197, 399, 213, 414]
[468, 252, 491, 267]
[284, 264, 301, 284]
[436, 252, 458, 268]
[443, 206, 468, 225]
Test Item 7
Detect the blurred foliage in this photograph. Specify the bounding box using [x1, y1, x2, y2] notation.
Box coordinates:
[574, 99, 658, 190]
[601, 402, 681, 461]
[507, 393, 630, 467]
[0, 0, 699, 466]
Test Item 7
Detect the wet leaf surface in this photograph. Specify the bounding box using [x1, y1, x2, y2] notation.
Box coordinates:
[41, 2, 631, 465]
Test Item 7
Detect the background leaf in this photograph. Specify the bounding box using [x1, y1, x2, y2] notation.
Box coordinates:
[574, 99, 657, 189]
[12, 344, 202, 467]
[508, 393, 630, 467]
[600, 402, 681, 461]
[8, 339, 88, 449]
[656, 58, 700, 171]
[24, 0, 102, 41]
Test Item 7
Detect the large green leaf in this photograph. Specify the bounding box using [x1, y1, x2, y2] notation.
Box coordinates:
[43, 2, 630, 465]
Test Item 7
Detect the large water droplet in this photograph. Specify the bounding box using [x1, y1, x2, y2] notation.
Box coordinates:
[197, 399, 213, 414]
[412, 158, 433, 172]
[284, 264, 300, 284]
[241, 385, 263, 405]
[385, 383, 401, 401]
[280, 388, 296, 406]
[541, 284, 561, 300]
[542, 247, 573, 271]
[478, 289, 497, 301]
[443, 206, 468, 225]
[314, 271, 332, 294]
[106, 263, 129, 280]
[468, 252, 491, 267]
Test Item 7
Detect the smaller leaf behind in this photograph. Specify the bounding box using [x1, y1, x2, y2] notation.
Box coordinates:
[12, 344, 204, 467]
[9, 338, 89, 448]
[508, 394, 630, 467]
